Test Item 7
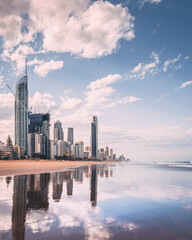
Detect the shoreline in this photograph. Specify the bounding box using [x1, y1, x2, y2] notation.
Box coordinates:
[0, 159, 113, 176]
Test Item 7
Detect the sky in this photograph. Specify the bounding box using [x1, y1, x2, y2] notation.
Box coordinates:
[0, 0, 191, 162]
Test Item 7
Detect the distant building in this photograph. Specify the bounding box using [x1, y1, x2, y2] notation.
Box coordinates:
[67, 127, 74, 145]
[28, 133, 47, 158]
[6, 135, 13, 159]
[99, 148, 105, 161]
[28, 112, 50, 158]
[13, 145, 23, 159]
[15, 60, 28, 156]
[110, 149, 113, 158]
[0, 141, 6, 159]
[54, 121, 64, 141]
[73, 141, 84, 158]
[35, 133, 47, 157]
[50, 140, 56, 160]
[105, 146, 109, 159]
[28, 133, 35, 158]
[90, 116, 98, 158]
[57, 140, 68, 157]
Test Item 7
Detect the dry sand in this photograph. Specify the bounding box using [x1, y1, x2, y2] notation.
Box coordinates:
[0, 159, 112, 176]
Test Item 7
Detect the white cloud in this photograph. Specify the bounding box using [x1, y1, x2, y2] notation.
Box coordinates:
[184, 56, 190, 60]
[129, 52, 159, 80]
[179, 80, 192, 89]
[28, 57, 44, 66]
[118, 96, 142, 104]
[2, 44, 34, 75]
[87, 74, 121, 90]
[183, 117, 192, 121]
[34, 60, 64, 77]
[29, 0, 135, 58]
[29, 91, 56, 112]
[163, 54, 181, 72]
[0, 0, 135, 74]
[157, 93, 167, 102]
[60, 96, 82, 111]
[141, 0, 162, 5]
[0, 75, 4, 88]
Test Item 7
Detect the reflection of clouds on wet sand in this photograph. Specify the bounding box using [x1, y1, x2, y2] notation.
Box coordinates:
[26, 211, 54, 233]
[0, 176, 14, 232]
[1, 164, 192, 239]
[98, 164, 192, 202]
[50, 194, 111, 240]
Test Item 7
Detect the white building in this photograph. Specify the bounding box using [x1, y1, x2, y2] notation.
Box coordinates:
[0, 141, 7, 159]
[99, 148, 105, 161]
[73, 141, 84, 158]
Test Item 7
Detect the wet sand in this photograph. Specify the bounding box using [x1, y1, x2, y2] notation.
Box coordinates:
[0, 159, 111, 176]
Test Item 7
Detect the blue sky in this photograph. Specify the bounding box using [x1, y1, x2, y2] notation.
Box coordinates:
[0, 0, 191, 162]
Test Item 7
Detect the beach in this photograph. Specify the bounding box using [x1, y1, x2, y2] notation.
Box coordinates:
[0, 159, 111, 176]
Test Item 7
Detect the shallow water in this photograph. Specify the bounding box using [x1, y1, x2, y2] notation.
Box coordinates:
[0, 163, 192, 240]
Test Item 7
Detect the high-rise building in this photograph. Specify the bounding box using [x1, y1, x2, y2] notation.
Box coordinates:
[73, 141, 84, 158]
[99, 148, 105, 161]
[90, 116, 98, 158]
[105, 146, 109, 159]
[54, 121, 64, 141]
[15, 59, 28, 156]
[0, 141, 6, 159]
[28, 113, 50, 158]
[67, 127, 74, 145]
[28, 133, 35, 158]
[6, 135, 13, 159]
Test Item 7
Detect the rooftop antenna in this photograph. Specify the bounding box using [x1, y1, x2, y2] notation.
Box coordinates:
[25, 57, 27, 77]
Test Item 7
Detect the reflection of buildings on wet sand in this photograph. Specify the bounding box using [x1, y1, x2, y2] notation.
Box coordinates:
[10, 166, 113, 239]
[12, 173, 50, 240]
[74, 167, 83, 183]
[90, 165, 98, 207]
[66, 171, 73, 196]
[27, 173, 50, 210]
[53, 172, 64, 201]
[12, 175, 27, 240]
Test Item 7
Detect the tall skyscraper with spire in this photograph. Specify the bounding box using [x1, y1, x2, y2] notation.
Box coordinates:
[91, 116, 98, 158]
[15, 58, 28, 156]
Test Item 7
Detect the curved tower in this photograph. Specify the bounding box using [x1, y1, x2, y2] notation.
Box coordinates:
[15, 59, 28, 156]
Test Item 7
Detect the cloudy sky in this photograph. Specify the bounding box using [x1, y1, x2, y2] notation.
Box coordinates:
[0, 0, 191, 162]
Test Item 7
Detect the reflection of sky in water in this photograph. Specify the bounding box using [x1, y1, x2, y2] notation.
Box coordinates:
[0, 164, 192, 240]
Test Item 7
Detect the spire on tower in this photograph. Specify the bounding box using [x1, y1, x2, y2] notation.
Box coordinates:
[25, 57, 27, 77]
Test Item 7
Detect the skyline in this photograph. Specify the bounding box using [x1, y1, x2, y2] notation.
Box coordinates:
[0, 0, 192, 162]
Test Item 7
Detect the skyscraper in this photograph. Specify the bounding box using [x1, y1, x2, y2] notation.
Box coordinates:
[15, 59, 28, 155]
[54, 121, 64, 141]
[91, 116, 98, 158]
[28, 113, 50, 158]
[67, 127, 74, 145]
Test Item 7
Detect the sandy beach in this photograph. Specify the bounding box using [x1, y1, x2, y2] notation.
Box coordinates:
[0, 159, 111, 176]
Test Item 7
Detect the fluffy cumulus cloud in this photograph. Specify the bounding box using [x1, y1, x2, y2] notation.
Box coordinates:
[179, 80, 192, 89]
[29, 0, 135, 58]
[29, 91, 56, 112]
[0, 0, 135, 75]
[33, 60, 64, 77]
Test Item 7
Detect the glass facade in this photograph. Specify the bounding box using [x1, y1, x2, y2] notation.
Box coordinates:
[67, 127, 73, 145]
[15, 76, 28, 156]
[91, 116, 98, 158]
